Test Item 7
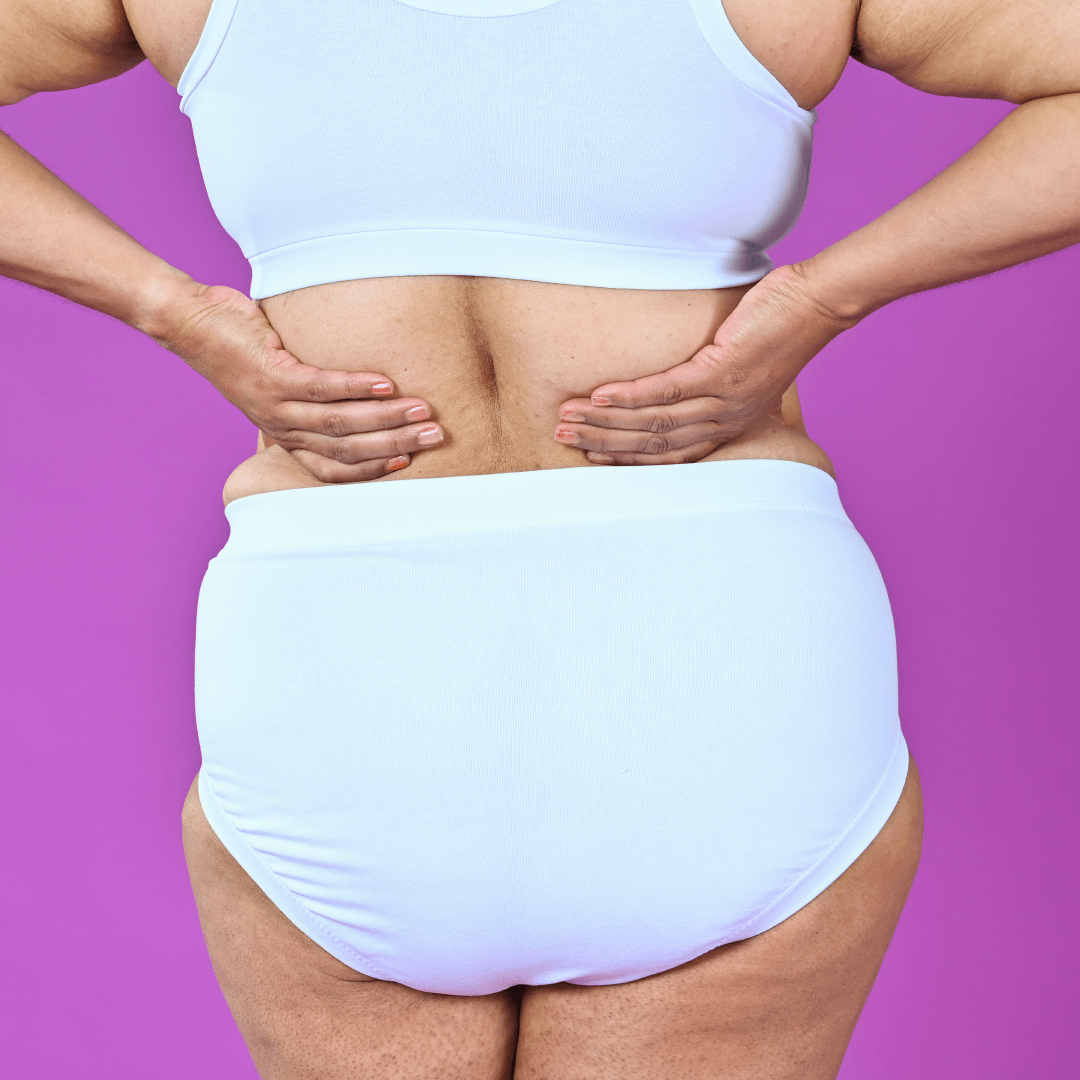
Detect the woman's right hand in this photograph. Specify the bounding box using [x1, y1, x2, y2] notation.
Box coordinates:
[152, 282, 444, 481]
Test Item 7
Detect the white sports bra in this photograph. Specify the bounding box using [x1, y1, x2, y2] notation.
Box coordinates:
[179, 0, 814, 299]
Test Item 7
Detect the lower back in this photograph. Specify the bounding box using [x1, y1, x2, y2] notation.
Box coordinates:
[225, 276, 832, 502]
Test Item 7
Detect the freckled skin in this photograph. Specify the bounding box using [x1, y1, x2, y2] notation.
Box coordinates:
[225, 276, 832, 504]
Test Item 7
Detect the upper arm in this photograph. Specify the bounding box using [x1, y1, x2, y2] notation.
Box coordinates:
[0, 0, 144, 106]
[853, 0, 1080, 103]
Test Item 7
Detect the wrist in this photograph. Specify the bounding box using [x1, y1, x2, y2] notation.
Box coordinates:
[125, 265, 206, 342]
[789, 252, 893, 325]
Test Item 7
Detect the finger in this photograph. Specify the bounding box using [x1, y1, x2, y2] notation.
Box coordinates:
[273, 396, 433, 439]
[290, 450, 412, 483]
[587, 347, 726, 409]
[585, 440, 723, 467]
[554, 419, 729, 455]
[267, 356, 400, 403]
[280, 421, 445, 464]
[557, 395, 725, 433]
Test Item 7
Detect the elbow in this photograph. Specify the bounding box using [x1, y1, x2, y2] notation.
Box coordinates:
[1006, 82, 1080, 107]
[0, 76, 35, 107]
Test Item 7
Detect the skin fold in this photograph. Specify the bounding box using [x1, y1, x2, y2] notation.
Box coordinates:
[228, 276, 829, 504]
[1, 1, 1078, 1076]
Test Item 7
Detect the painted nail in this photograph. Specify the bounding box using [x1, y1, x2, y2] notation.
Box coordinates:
[418, 426, 443, 447]
[372, 382, 394, 394]
[386, 456, 410, 472]
[560, 410, 585, 422]
[591, 395, 612, 406]
[554, 428, 580, 444]
[589, 453, 615, 465]
[405, 405, 430, 421]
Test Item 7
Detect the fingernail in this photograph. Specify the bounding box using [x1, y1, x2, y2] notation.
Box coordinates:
[405, 405, 430, 421]
[418, 426, 443, 447]
[554, 428, 580, 444]
[372, 382, 393, 394]
[386, 456, 410, 472]
[560, 410, 585, 422]
[591, 395, 612, 406]
[589, 453, 614, 465]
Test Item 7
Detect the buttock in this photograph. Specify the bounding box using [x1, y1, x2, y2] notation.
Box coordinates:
[194, 459, 908, 996]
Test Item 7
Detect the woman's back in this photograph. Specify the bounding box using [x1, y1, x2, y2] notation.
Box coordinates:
[128, 0, 852, 497]
[9, 0, 1078, 1073]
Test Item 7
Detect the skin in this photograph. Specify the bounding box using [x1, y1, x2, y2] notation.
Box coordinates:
[227, 277, 827, 503]
[2, 0, 1079, 1076]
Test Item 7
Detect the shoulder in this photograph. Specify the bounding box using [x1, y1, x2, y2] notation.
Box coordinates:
[853, 0, 1080, 102]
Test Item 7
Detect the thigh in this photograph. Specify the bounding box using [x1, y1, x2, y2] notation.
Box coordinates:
[181, 779, 520, 1080]
[515, 757, 924, 1080]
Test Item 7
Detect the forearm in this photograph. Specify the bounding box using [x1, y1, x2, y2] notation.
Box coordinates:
[0, 119, 440, 478]
[801, 93, 1080, 319]
[0, 125, 197, 336]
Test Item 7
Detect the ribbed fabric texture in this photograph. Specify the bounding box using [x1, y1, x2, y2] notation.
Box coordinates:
[179, 0, 814, 298]
[195, 462, 908, 994]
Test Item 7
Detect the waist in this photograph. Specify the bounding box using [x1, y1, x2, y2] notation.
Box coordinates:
[218, 459, 847, 557]
[230, 274, 831, 500]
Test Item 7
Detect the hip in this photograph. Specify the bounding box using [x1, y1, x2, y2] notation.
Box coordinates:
[193, 458, 904, 991]
[196, 458, 895, 759]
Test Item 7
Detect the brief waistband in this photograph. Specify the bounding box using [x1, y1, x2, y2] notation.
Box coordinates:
[218, 459, 847, 558]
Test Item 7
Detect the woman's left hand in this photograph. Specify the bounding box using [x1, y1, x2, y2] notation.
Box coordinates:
[553, 264, 855, 465]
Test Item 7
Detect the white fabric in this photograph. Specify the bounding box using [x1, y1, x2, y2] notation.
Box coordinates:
[195, 461, 908, 995]
[178, 0, 814, 298]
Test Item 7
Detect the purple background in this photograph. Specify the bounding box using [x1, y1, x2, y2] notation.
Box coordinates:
[2, 58, 1077, 1077]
